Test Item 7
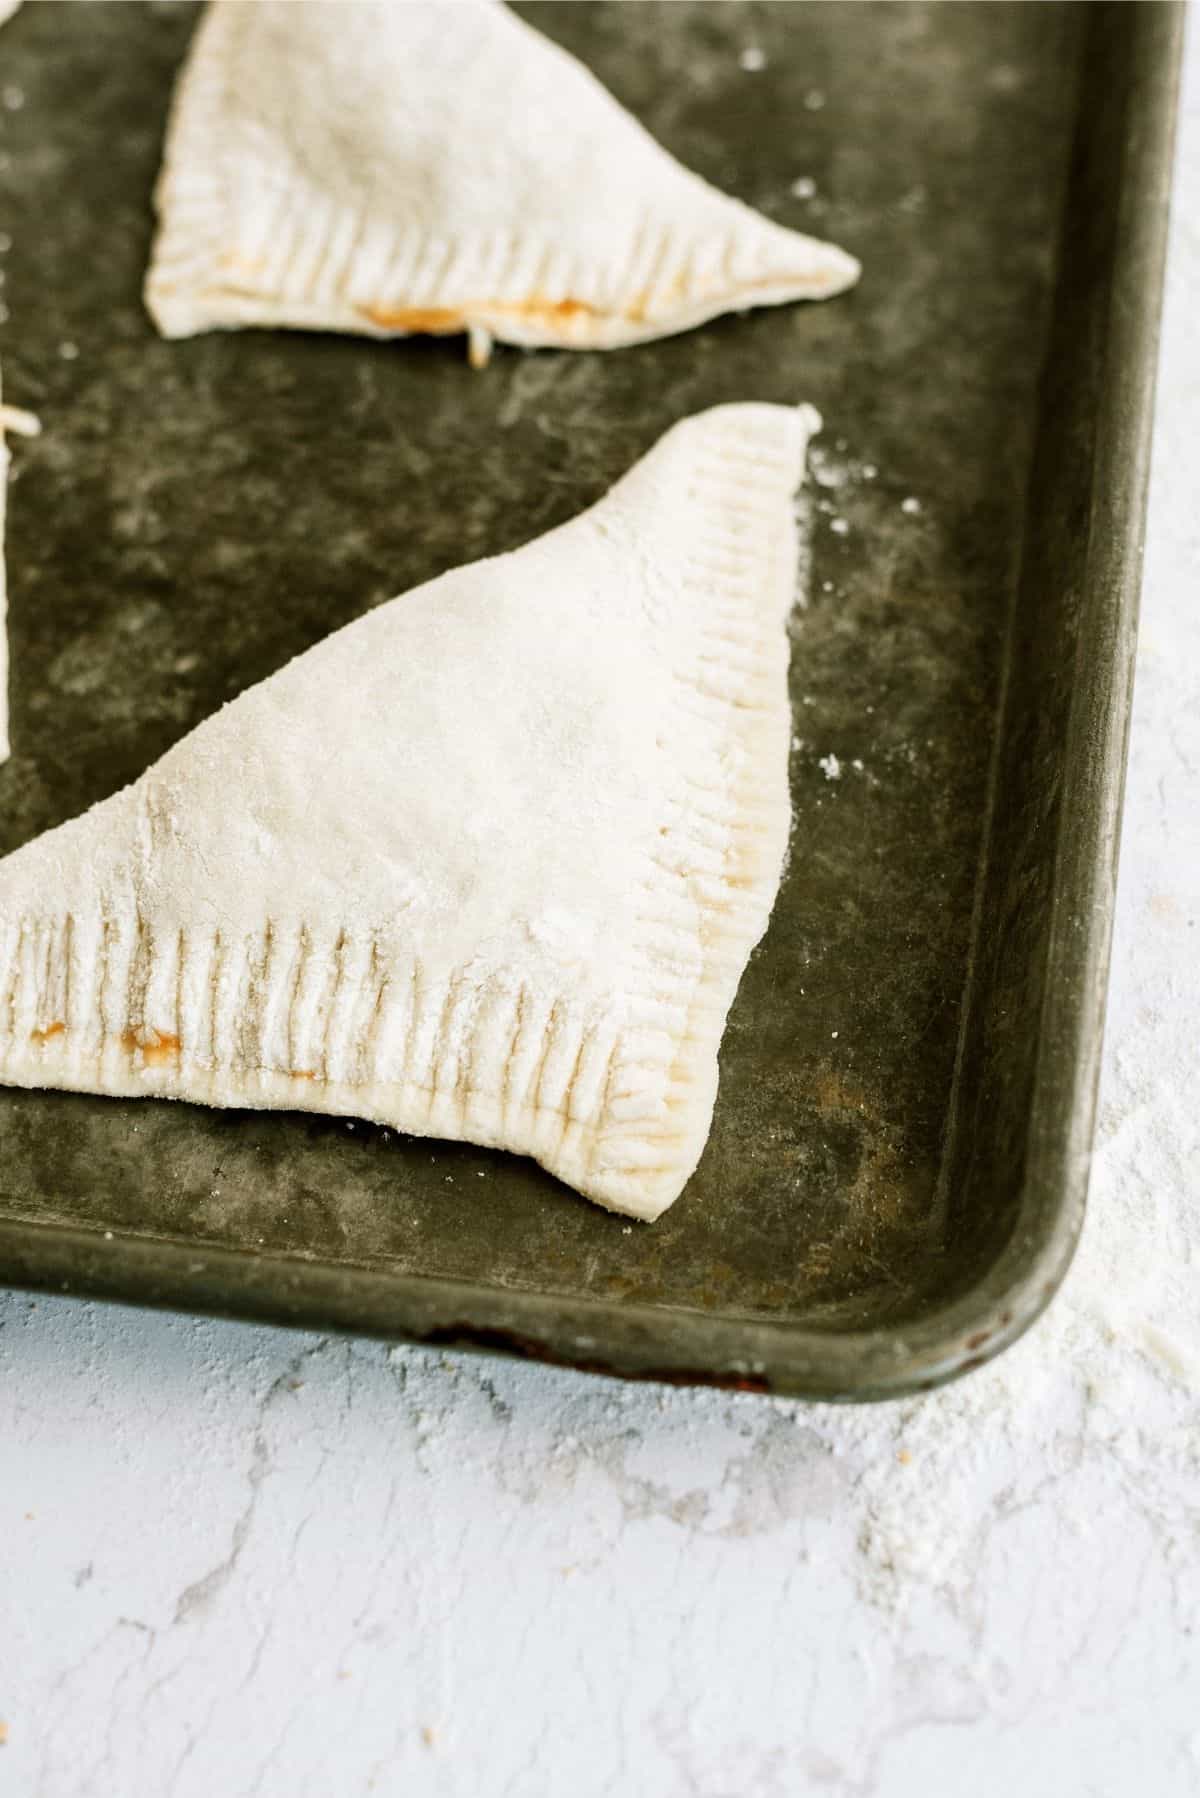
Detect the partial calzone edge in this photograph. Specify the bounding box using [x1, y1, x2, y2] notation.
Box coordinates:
[145, 0, 860, 361]
[0, 2, 21, 28]
[0, 402, 818, 1219]
[0, 371, 43, 766]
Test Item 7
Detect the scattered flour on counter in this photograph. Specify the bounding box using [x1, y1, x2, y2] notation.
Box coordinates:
[809, 1073, 1200, 1614]
[738, 45, 766, 72]
[818, 753, 841, 780]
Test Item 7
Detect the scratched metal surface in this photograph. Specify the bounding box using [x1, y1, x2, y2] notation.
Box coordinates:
[0, 1, 1171, 1393]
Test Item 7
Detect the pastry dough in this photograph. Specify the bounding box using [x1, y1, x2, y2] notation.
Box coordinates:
[0, 3, 21, 27]
[0, 377, 42, 766]
[146, 0, 860, 360]
[0, 402, 816, 1218]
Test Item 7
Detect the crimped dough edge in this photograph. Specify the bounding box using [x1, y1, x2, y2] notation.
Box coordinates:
[0, 405, 814, 1219]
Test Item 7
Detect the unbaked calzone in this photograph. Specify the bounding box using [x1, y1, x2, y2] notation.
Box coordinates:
[146, 0, 859, 362]
[0, 403, 815, 1218]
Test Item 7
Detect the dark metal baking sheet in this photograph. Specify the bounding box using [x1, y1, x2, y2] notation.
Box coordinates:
[0, 1, 1181, 1398]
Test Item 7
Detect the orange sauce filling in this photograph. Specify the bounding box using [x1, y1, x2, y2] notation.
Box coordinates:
[119, 1027, 182, 1067]
[361, 305, 465, 332]
[30, 1020, 66, 1044]
[359, 295, 642, 333]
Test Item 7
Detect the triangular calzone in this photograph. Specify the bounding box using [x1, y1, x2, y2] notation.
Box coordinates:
[0, 403, 816, 1218]
[146, 0, 860, 360]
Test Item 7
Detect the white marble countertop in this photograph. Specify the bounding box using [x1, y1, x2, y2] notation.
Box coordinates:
[3, 25, 1199, 1798]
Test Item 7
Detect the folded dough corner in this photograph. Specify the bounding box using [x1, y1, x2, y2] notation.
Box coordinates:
[0, 403, 817, 1218]
[145, 0, 859, 357]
